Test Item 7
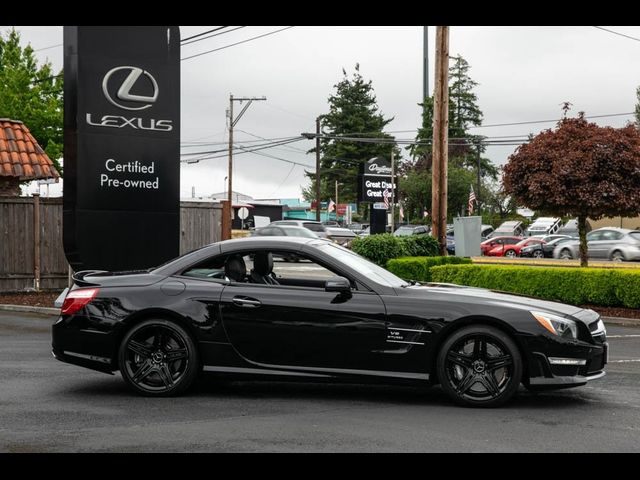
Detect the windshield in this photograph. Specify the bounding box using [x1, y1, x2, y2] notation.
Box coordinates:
[394, 227, 414, 236]
[283, 227, 318, 238]
[316, 243, 408, 288]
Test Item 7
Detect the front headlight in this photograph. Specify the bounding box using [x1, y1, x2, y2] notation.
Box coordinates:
[531, 311, 578, 339]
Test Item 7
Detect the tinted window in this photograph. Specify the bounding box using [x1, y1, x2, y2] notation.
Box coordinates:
[505, 238, 521, 245]
[303, 223, 326, 233]
[601, 230, 623, 241]
[587, 231, 602, 241]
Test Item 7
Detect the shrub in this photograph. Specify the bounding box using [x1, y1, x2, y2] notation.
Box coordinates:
[429, 264, 640, 308]
[352, 234, 440, 266]
[351, 234, 406, 266]
[387, 256, 472, 282]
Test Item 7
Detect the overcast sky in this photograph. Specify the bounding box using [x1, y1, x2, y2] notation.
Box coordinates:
[8, 25, 640, 200]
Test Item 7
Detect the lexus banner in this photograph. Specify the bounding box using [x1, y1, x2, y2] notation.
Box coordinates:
[63, 26, 180, 271]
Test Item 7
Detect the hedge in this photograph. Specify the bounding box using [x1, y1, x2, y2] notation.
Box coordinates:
[429, 264, 640, 308]
[386, 256, 473, 282]
[351, 234, 439, 266]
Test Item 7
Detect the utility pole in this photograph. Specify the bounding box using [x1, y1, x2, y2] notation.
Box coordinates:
[476, 139, 482, 215]
[431, 26, 450, 256]
[226, 94, 266, 239]
[423, 26, 429, 100]
[335, 180, 339, 223]
[315, 116, 322, 221]
[390, 148, 395, 233]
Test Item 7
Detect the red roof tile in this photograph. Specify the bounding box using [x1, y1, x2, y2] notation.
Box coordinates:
[0, 119, 59, 180]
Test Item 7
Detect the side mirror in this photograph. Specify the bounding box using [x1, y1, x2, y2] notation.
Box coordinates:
[325, 276, 351, 294]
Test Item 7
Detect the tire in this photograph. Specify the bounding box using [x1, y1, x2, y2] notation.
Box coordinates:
[559, 248, 573, 260]
[437, 325, 522, 407]
[611, 250, 625, 262]
[119, 319, 199, 397]
[504, 249, 517, 258]
[532, 250, 544, 259]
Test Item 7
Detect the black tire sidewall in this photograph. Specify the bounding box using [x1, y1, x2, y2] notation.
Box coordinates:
[118, 319, 199, 397]
[437, 325, 522, 408]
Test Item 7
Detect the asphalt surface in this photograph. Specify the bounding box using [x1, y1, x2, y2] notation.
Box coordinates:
[1, 311, 640, 452]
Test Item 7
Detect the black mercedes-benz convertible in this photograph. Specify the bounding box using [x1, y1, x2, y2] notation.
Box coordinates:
[52, 237, 607, 407]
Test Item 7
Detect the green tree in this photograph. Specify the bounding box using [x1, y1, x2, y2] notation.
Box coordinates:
[401, 55, 496, 221]
[303, 64, 398, 205]
[503, 113, 640, 267]
[0, 28, 63, 174]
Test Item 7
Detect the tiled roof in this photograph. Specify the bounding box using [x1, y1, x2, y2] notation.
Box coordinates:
[0, 119, 60, 180]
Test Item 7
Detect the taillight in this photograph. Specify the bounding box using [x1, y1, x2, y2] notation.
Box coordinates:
[61, 288, 99, 315]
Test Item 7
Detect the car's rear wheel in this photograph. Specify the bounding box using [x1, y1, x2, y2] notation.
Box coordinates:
[611, 250, 625, 262]
[532, 250, 544, 259]
[437, 325, 522, 407]
[119, 319, 198, 396]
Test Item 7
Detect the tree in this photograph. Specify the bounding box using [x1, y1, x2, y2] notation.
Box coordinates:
[401, 55, 497, 221]
[503, 113, 640, 267]
[0, 28, 63, 174]
[303, 64, 398, 205]
[635, 85, 640, 127]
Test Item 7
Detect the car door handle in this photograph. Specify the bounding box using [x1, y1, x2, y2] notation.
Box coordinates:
[232, 297, 261, 308]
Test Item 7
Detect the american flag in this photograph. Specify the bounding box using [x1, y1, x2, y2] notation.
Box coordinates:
[468, 186, 476, 215]
[383, 189, 391, 210]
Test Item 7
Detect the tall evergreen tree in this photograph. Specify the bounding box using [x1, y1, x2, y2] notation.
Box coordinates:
[0, 28, 63, 174]
[303, 64, 398, 204]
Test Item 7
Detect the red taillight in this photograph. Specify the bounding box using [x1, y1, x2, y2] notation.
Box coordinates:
[61, 288, 99, 315]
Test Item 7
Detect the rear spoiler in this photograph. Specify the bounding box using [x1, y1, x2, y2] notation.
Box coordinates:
[71, 270, 108, 287]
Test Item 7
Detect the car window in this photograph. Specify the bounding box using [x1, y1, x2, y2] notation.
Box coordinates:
[257, 227, 276, 236]
[303, 222, 326, 233]
[601, 230, 623, 241]
[629, 232, 640, 241]
[271, 252, 338, 285]
[180, 256, 227, 282]
[587, 231, 602, 241]
[282, 227, 317, 238]
[505, 238, 521, 245]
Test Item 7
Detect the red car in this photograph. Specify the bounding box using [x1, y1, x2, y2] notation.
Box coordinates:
[485, 237, 545, 258]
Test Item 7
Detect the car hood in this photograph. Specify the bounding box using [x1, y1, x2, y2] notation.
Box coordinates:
[401, 283, 586, 318]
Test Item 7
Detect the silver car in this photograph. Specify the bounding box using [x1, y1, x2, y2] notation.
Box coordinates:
[553, 227, 640, 261]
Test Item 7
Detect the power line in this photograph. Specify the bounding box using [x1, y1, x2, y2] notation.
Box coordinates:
[593, 26, 640, 43]
[180, 26, 229, 43]
[181, 26, 295, 61]
[181, 26, 247, 46]
[469, 112, 634, 129]
[34, 43, 62, 52]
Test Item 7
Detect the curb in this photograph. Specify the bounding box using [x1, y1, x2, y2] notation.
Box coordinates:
[0, 305, 60, 316]
[602, 316, 640, 327]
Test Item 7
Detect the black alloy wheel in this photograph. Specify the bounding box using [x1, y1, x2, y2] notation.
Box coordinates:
[437, 325, 522, 407]
[119, 319, 198, 396]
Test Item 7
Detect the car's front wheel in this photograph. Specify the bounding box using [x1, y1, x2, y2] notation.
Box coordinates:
[437, 325, 522, 407]
[119, 319, 199, 396]
[532, 250, 544, 259]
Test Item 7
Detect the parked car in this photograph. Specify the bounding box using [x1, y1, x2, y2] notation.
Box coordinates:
[53, 236, 607, 407]
[554, 228, 640, 261]
[520, 236, 576, 259]
[526, 217, 562, 237]
[269, 220, 330, 239]
[325, 226, 357, 248]
[394, 225, 430, 236]
[486, 237, 545, 258]
[488, 221, 524, 238]
[480, 236, 522, 256]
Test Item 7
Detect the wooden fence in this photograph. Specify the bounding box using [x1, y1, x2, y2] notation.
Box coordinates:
[0, 197, 222, 292]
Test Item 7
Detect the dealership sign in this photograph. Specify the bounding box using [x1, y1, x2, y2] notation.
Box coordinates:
[63, 26, 181, 271]
[357, 157, 398, 203]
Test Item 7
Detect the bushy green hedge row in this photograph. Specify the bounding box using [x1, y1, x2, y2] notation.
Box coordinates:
[351, 234, 439, 266]
[387, 256, 473, 282]
[429, 264, 640, 308]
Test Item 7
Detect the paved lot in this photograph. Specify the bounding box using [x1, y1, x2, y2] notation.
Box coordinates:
[1, 310, 639, 452]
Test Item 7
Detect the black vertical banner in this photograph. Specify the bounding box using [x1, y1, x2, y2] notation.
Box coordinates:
[64, 26, 180, 271]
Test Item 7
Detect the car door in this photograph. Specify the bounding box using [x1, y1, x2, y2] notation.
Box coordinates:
[586, 231, 605, 258]
[219, 249, 387, 371]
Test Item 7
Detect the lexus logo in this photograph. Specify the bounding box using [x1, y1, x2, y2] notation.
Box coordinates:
[102, 66, 159, 111]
